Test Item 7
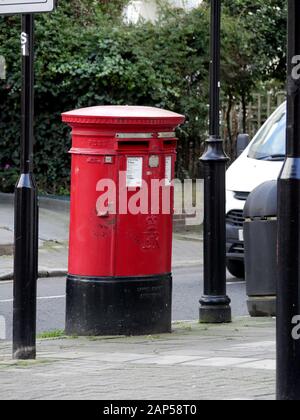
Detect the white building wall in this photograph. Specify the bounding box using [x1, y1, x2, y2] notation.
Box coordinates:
[173, 0, 203, 11]
[124, 0, 203, 24]
[124, 1, 158, 24]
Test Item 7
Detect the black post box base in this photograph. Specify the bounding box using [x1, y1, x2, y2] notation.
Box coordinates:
[247, 296, 276, 318]
[65, 273, 172, 336]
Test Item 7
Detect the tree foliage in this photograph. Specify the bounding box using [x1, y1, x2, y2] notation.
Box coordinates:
[222, 0, 287, 81]
[0, 0, 287, 193]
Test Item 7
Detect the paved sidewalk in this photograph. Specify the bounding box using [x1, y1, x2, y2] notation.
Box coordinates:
[0, 318, 275, 400]
[0, 194, 202, 280]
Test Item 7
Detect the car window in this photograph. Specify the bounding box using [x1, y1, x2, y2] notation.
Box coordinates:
[247, 104, 286, 161]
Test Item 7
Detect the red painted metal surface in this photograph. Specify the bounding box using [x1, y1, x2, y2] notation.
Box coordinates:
[62, 106, 185, 278]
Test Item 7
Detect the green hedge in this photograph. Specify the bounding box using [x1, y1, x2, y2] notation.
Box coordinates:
[0, 0, 286, 194]
[0, 1, 211, 193]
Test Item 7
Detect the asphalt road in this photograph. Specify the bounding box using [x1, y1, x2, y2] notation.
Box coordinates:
[0, 266, 247, 341]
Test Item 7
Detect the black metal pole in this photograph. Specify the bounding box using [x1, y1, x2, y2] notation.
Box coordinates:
[13, 14, 38, 360]
[277, 0, 300, 400]
[199, 0, 231, 323]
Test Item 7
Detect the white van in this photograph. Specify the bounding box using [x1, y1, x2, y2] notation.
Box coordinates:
[226, 101, 286, 278]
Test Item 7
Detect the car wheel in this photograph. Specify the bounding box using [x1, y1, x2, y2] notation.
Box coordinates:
[226, 259, 245, 279]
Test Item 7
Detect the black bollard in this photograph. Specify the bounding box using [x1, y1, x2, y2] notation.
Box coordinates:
[199, 0, 231, 324]
[13, 14, 38, 360]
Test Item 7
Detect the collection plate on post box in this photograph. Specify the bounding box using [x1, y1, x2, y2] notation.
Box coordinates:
[0, 0, 55, 15]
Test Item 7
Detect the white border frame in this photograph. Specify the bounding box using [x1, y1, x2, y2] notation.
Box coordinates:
[0, 0, 55, 15]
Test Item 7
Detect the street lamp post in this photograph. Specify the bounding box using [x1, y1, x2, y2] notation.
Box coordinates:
[277, 0, 300, 400]
[13, 14, 38, 360]
[199, 0, 231, 324]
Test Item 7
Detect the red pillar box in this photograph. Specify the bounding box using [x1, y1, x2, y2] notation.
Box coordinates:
[62, 106, 185, 336]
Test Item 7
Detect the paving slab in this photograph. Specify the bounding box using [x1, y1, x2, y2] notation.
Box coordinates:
[0, 318, 275, 400]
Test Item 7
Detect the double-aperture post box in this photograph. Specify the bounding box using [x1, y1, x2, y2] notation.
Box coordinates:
[62, 106, 185, 336]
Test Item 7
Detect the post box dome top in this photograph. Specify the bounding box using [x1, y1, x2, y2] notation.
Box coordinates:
[62, 105, 185, 127]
